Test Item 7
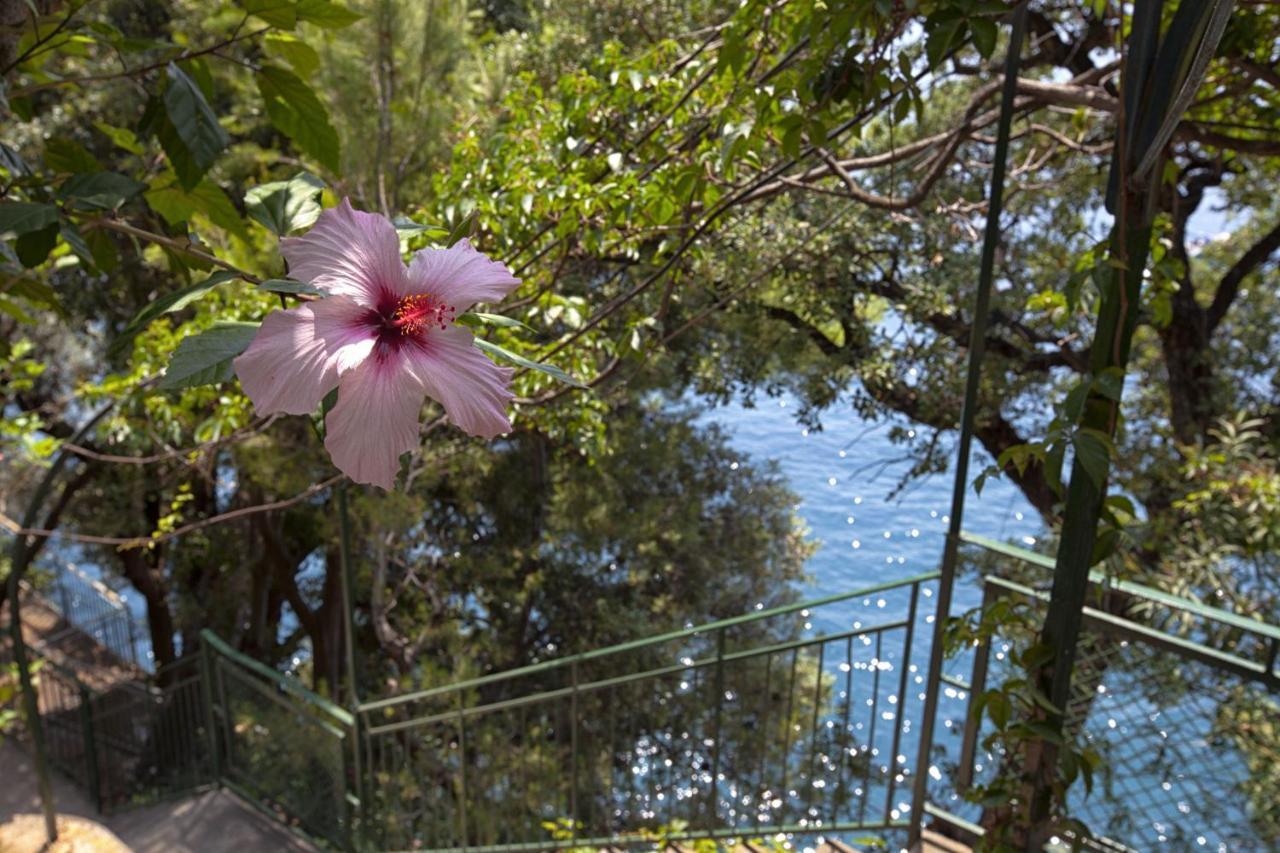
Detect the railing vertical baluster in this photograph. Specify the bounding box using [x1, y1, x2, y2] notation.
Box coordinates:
[805, 642, 825, 820]
[778, 648, 799, 826]
[198, 640, 220, 785]
[605, 683, 618, 835]
[958, 582, 997, 791]
[570, 659, 579, 842]
[753, 652, 773, 832]
[456, 696, 469, 849]
[884, 581, 920, 823]
[860, 633, 882, 827]
[707, 628, 726, 831]
[834, 634, 854, 825]
[78, 682, 101, 812]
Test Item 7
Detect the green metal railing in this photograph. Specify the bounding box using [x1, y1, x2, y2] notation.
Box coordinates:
[357, 573, 937, 852]
[31, 564, 141, 670]
[201, 630, 359, 849]
[0, 638, 209, 813]
[947, 535, 1280, 850]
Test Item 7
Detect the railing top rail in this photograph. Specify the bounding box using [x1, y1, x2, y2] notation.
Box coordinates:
[199, 629, 354, 726]
[51, 562, 129, 612]
[366, 615, 911, 736]
[984, 574, 1280, 687]
[358, 570, 940, 714]
[961, 531, 1280, 643]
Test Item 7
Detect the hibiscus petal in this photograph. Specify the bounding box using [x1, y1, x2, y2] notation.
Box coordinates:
[324, 356, 425, 490]
[406, 325, 514, 439]
[406, 238, 520, 312]
[234, 297, 373, 416]
[281, 199, 407, 306]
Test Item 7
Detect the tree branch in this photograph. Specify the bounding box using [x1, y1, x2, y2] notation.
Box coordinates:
[1207, 218, 1280, 334]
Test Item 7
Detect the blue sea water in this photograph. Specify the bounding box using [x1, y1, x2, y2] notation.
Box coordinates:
[700, 393, 1040, 611]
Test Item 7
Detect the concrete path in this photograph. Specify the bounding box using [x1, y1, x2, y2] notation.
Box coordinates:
[0, 742, 315, 853]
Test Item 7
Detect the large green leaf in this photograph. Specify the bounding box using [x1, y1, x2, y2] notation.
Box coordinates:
[160, 63, 230, 190]
[296, 0, 362, 28]
[15, 224, 58, 268]
[244, 172, 325, 236]
[240, 0, 297, 28]
[263, 32, 320, 75]
[57, 171, 147, 211]
[146, 178, 249, 240]
[111, 270, 242, 359]
[256, 65, 340, 173]
[472, 338, 585, 387]
[160, 321, 260, 390]
[257, 278, 324, 296]
[0, 202, 59, 239]
[43, 137, 102, 173]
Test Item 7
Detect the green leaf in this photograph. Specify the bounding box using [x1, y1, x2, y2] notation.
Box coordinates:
[987, 691, 1012, 729]
[263, 32, 320, 75]
[473, 338, 585, 387]
[94, 121, 145, 155]
[925, 15, 964, 68]
[1072, 428, 1114, 488]
[256, 64, 341, 173]
[160, 63, 230, 190]
[43, 136, 102, 173]
[0, 202, 59, 239]
[160, 321, 260, 390]
[0, 296, 35, 323]
[57, 171, 146, 211]
[459, 312, 534, 333]
[0, 142, 32, 176]
[240, 0, 297, 28]
[15, 223, 58, 268]
[970, 18, 997, 58]
[1092, 367, 1125, 402]
[296, 0, 362, 28]
[59, 223, 96, 272]
[86, 228, 119, 272]
[244, 172, 325, 236]
[257, 278, 323, 296]
[446, 211, 477, 247]
[111, 270, 241, 359]
[146, 178, 249, 240]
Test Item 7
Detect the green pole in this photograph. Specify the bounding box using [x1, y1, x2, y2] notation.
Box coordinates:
[907, 2, 1028, 845]
[1025, 1, 1235, 842]
[335, 481, 363, 850]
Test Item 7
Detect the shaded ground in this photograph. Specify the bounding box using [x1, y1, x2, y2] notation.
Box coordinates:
[0, 742, 315, 853]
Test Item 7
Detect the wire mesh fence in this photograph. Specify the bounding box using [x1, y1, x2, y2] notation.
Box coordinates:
[952, 569, 1280, 852]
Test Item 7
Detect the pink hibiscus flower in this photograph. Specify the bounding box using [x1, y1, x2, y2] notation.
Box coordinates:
[234, 200, 520, 490]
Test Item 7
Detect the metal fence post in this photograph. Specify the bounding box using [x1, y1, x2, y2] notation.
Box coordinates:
[198, 640, 221, 785]
[908, 4, 1028, 846]
[570, 659, 579, 842]
[78, 683, 102, 812]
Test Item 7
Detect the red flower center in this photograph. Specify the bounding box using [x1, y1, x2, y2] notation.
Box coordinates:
[367, 292, 456, 357]
[392, 293, 454, 335]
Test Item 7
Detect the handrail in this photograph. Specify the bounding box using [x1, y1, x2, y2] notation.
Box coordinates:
[960, 531, 1280, 644]
[199, 629, 354, 726]
[359, 570, 940, 713]
[983, 575, 1280, 688]
[365, 615, 913, 736]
